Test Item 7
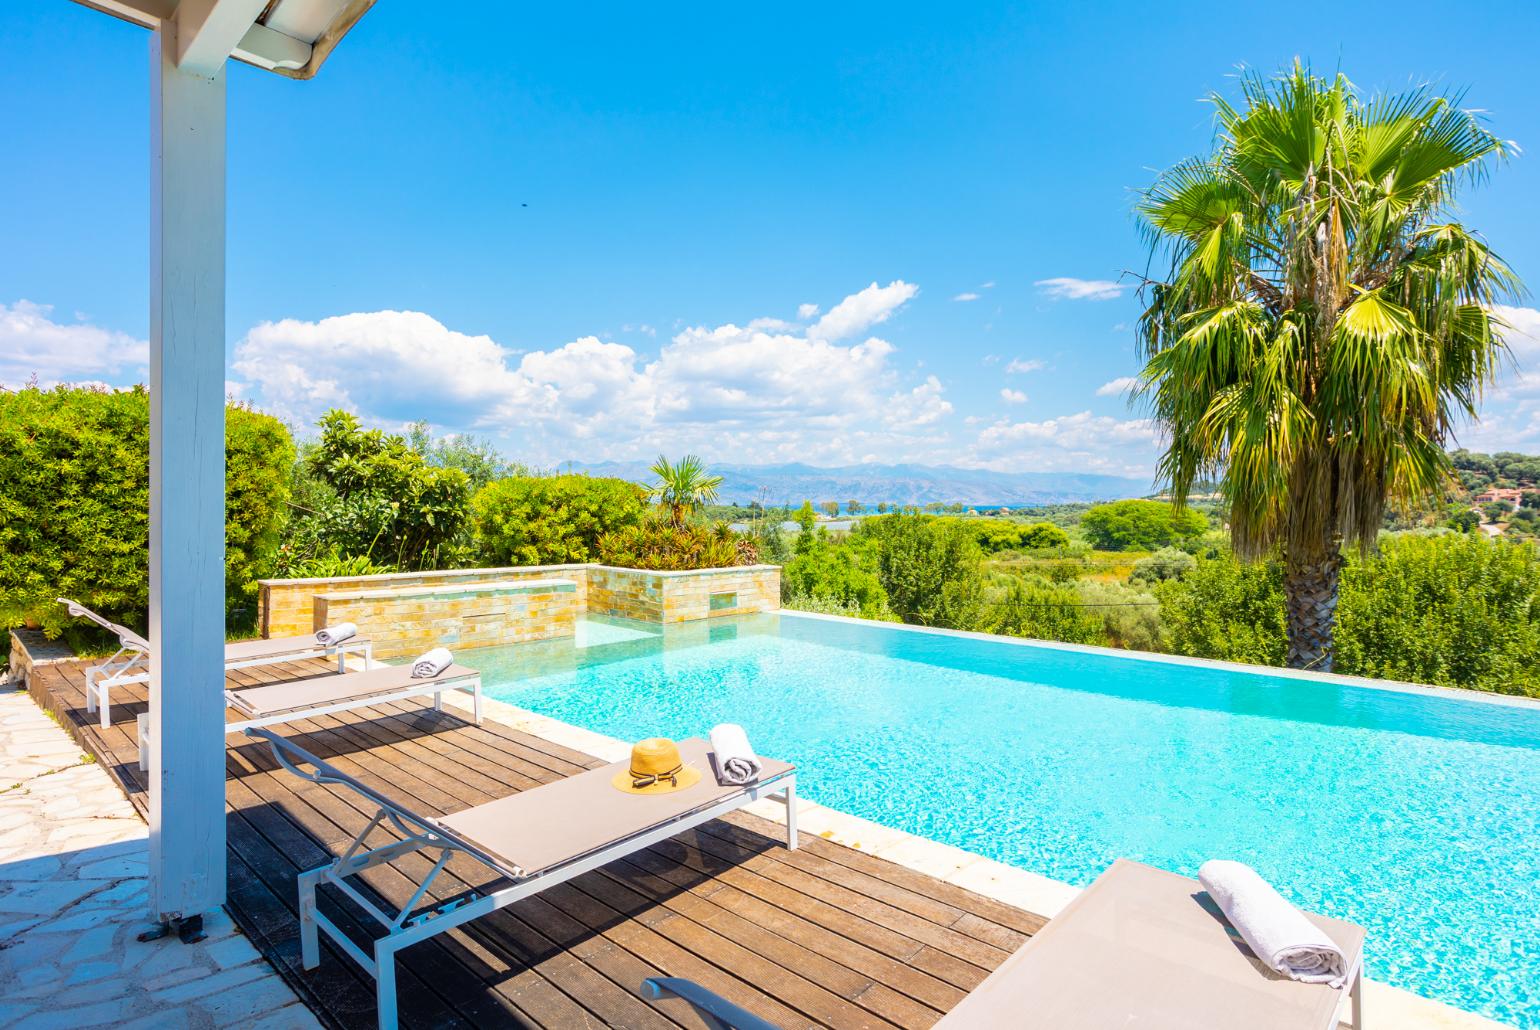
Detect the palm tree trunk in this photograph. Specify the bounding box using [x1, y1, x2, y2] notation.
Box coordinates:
[1282, 547, 1343, 671]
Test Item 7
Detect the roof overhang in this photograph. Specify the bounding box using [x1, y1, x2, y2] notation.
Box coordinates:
[72, 0, 375, 79]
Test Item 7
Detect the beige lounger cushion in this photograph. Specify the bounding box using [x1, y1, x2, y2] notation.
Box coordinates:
[934, 858, 1365, 1030]
[436, 738, 793, 879]
[224, 634, 364, 663]
[227, 663, 477, 718]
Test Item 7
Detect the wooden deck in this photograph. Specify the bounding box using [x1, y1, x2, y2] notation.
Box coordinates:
[28, 658, 1044, 1030]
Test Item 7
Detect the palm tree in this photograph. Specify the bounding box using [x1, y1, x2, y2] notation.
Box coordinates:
[647, 454, 723, 527]
[1136, 64, 1522, 671]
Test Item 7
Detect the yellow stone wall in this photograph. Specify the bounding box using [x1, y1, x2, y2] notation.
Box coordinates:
[313, 579, 580, 659]
[257, 563, 780, 654]
[260, 565, 591, 639]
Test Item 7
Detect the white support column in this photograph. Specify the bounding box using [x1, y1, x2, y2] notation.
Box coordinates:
[147, 18, 228, 924]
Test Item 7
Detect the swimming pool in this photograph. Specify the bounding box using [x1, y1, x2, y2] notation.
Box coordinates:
[457, 611, 1540, 1027]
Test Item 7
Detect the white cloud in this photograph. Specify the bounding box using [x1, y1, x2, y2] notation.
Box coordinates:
[980, 281, 996, 289]
[1096, 376, 1140, 396]
[0, 300, 147, 388]
[1005, 358, 1045, 374]
[747, 317, 796, 331]
[974, 411, 1159, 476]
[796, 302, 820, 320]
[1000, 388, 1027, 404]
[1035, 277, 1126, 301]
[232, 282, 955, 466]
[810, 280, 917, 341]
[232, 310, 532, 427]
[953, 292, 981, 302]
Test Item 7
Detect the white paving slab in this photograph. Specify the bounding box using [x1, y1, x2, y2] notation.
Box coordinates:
[0, 686, 319, 1030]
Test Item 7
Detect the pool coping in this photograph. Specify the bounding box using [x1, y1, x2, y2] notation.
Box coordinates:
[778, 609, 1540, 713]
[435, 686, 1513, 1030]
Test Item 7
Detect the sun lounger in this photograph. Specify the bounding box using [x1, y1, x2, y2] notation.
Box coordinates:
[136, 662, 483, 771]
[250, 729, 797, 1030]
[58, 598, 373, 727]
[647, 858, 1366, 1030]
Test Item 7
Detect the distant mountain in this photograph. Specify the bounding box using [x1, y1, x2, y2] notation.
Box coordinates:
[561, 460, 1152, 507]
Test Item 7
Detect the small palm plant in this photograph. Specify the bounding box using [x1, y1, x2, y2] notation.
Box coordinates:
[647, 454, 724, 527]
[1136, 63, 1523, 671]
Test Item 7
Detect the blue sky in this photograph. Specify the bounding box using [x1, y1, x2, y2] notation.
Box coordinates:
[4, 2, 1539, 479]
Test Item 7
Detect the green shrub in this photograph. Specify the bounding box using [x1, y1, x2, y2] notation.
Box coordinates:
[301, 410, 470, 571]
[863, 514, 984, 628]
[1081, 499, 1207, 551]
[472, 474, 646, 565]
[1154, 554, 1288, 666]
[1129, 546, 1197, 584]
[781, 528, 890, 618]
[597, 514, 754, 570]
[1078, 579, 1164, 651]
[953, 517, 1071, 553]
[1335, 534, 1540, 695]
[0, 386, 293, 636]
[980, 575, 1104, 646]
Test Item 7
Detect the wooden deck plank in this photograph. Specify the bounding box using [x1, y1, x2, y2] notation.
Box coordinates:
[25, 656, 1041, 1030]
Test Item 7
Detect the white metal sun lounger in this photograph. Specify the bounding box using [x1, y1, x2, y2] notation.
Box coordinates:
[645, 859, 1365, 1030]
[58, 598, 373, 728]
[137, 662, 484, 771]
[251, 728, 797, 1030]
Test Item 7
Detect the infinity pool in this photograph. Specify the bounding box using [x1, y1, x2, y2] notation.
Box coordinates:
[458, 612, 1540, 1027]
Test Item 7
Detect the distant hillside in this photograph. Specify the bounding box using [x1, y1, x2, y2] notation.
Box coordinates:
[563, 460, 1151, 507]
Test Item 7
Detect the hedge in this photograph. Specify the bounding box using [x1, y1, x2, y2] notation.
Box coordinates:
[0, 385, 294, 637]
[471, 474, 646, 565]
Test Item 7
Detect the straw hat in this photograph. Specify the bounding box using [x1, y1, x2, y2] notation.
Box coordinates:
[612, 737, 702, 795]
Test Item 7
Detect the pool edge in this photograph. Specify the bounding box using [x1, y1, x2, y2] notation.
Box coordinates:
[779, 609, 1540, 713]
[436, 687, 1516, 1030]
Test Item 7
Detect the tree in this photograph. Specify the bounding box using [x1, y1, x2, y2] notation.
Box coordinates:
[1446, 508, 1481, 533]
[405, 421, 517, 491]
[876, 502, 889, 514]
[1522, 491, 1540, 511]
[847, 499, 863, 514]
[303, 410, 471, 570]
[821, 501, 840, 518]
[1481, 500, 1515, 523]
[863, 515, 983, 628]
[1136, 64, 1521, 671]
[1081, 500, 1206, 551]
[646, 454, 722, 527]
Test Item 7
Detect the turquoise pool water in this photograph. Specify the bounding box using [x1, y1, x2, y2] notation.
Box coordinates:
[459, 612, 1540, 1027]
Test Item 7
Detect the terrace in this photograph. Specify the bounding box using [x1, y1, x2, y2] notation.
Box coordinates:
[5, 3, 1537, 1030]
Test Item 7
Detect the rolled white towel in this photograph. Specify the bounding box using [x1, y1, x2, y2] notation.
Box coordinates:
[315, 622, 358, 646]
[1198, 860, 1347, 987]
[411, 647, 454, 679]
[709, 723, 762, 785]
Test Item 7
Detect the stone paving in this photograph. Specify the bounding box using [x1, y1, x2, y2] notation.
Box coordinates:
[0, 685, 319, 1029]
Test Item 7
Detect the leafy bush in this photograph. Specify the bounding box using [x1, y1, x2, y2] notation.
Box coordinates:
[0, 386, 293, 636]
[1154, 554, 1289, 666]
[472, 475, 646, 565]
[1077, 579, 1164, 651]
[1081, 499, 1207, 551]
[301, 410, 470, 570]
[1129, 546, 1197, 584]
[863, 514, 984, 628]
[1335, 534, 1540, 695]
[954, 517, 1071, 553]
[781, 529, 891, 618]
[980, 575, 1104, 645]
[597, 514, 755, 570]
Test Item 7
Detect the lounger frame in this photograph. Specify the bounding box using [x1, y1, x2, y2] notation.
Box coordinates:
[62, 596, 373, 728]
[136, 670, 483, 772]
[252, 728, 797, 1030]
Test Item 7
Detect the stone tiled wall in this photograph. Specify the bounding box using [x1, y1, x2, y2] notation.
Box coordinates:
[257, 563, 780, 654]
[260, 565, 591, 639]
[313, 579, 580, 659]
